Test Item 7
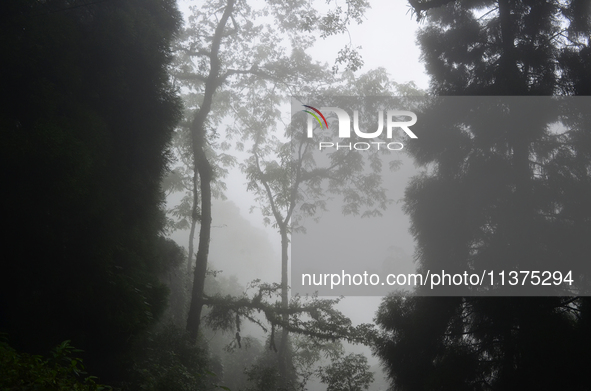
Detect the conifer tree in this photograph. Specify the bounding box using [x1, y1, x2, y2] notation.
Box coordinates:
[374, 1, 591, 390]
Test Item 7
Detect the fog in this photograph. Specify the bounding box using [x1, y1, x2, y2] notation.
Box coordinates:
[165, 3, 430, 389]
[4, 0, 589, 390]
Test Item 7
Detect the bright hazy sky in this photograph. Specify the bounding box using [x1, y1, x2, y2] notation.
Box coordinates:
[177, 0, 430, 230]
[174, 0, 429, 332]
[309, 0, 430, 89]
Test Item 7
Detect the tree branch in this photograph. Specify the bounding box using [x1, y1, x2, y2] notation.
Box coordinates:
[173, 47, 211, 58]
[407, 0, 457, 20]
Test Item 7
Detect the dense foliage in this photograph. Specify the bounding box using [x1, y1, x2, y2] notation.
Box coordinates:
[124, 325, 221, 391]
[0, 0, 183, 383]
[0, 338, 111, 391]
[374, 1, 591, 390]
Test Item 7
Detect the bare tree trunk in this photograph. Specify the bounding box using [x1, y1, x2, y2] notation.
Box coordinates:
[186, 146, 212, 342]
[277, 224, 291, 387]
[187, 170, 198, 274]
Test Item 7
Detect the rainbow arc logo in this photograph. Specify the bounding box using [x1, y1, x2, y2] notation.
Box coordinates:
[302, 105, 328, 129]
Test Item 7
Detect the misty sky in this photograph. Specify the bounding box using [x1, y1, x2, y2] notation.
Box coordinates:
[178, 0, 429, 237]
[168, 1, 429, 385]
[173, 0, 430, 328]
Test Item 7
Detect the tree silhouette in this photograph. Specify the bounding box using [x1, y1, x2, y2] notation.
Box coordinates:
[0, 0, 183, 383]
[374, 1, 591, 390]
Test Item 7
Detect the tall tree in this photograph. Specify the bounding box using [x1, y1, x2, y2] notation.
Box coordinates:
[237, 67, 409, 386]
[374, 1, 591, 390]
[172, 0, 372, 345]
[0, 0, 183, 382]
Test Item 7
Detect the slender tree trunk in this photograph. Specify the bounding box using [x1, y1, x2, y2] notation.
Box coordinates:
[498, 0, 533, 254]
[187, 170, 198, 274]
[186, 0, 236, 343]
[277, 224, 291, 385]
[187, 216, 197, 273]
[497, 2, 530, 386]
[186, 145, 212, 342]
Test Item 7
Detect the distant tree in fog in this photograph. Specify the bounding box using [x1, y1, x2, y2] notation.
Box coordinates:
[169, 1, 381, 389]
